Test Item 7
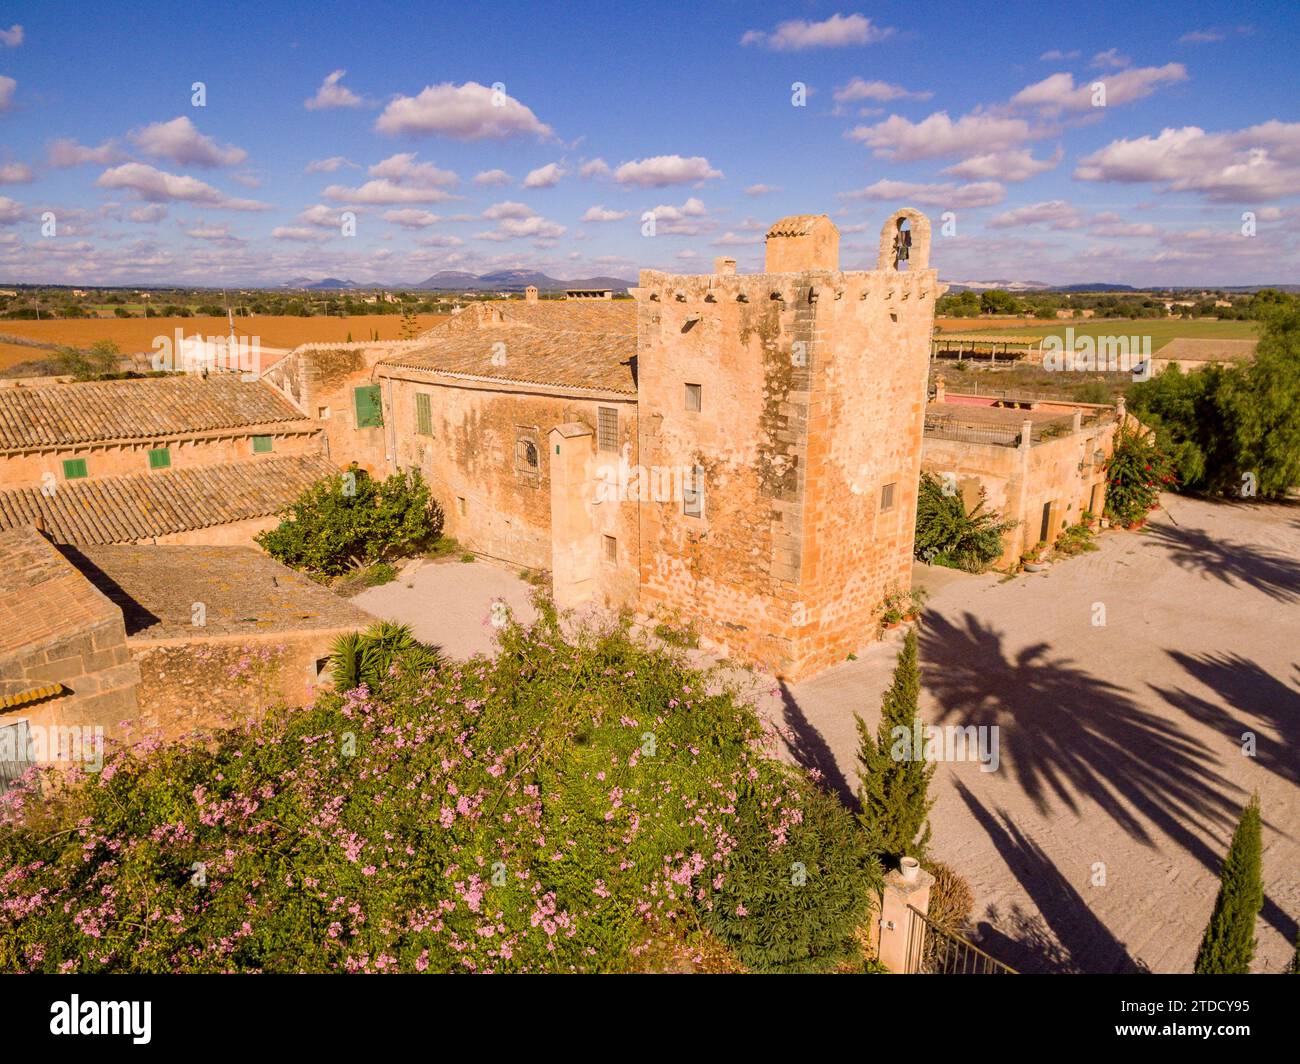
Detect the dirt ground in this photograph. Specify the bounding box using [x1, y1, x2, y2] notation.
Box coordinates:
[357, 496, 1299, 973]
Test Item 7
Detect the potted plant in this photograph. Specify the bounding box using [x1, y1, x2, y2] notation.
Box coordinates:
[1022, 540, 1049, 572]
[904, 586, 929, 622]
[879, 587, 907, 630]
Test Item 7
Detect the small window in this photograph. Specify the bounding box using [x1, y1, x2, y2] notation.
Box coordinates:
[62, 458, 87, 480]
[603, 534, 617, 565]
[880, 482, 896, 512]
[252, 435, 273, 454]
[415, 393, 433, 436]
[516, 437, 539, 472]
[597, 406, 619, 452]
[456, 496, 467, 517]
[317, 405, 331, 420]
[683, 467, 704, 519]
[147, 447, 171, 470]
[684, 383, 702, 412]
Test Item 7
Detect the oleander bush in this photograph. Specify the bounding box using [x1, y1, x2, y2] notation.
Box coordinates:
[0, 601, 880, 974]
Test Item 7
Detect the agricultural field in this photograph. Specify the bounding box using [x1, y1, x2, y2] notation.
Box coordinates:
[934, 316, 1260, 350]
[0, 314, 451, 372]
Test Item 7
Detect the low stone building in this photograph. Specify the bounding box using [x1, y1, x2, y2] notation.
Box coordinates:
[921, 378, 1121, 567]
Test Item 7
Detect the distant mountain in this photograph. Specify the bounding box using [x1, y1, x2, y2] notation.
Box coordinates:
[942, 279, 1139, 293]
[411, 270, 633, 292]
[279, 276, 361, 290]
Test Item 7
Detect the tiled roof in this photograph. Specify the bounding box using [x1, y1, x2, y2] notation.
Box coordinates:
[1156, 337, 1258, 362]
[767, 214, 832, 238]
[0, 454, 336, 545]
[64, 544, 372, 639]
[0, 375, 311, 451]
[389, 300, 636, 393]
[0, 525, 120, 658]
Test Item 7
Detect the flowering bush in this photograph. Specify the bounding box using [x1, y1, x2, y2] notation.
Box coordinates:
[1103, 426, 1177, 528]
[0, 602, 879, 973]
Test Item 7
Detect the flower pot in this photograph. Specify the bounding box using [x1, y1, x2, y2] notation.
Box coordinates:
[1024, 561, 1048, 573]
[900, 857, 920, 883]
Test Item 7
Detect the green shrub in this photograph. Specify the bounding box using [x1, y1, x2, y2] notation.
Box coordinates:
[1195, 795, 1263, 975]
[914, 472, 1015, 572]
[1103, 426, 1176, 528]
[0, 606, 878, 974]
[329, 621, 439, 691]
[257, 466, 443, 577]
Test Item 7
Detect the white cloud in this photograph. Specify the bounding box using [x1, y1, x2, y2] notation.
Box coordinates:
[474, 168, 511, 186]
[483, 201, 534, 220]
[581, 205, 629, 222]
[375, 81, 552, 141]
[833, 78, 932, 104]
[986, 200, 1084, 230]
[368, 152, 458, 187]
[128, 204, 167, 223]
[1039, 49, 1081, 61]
[186, 223, 243, 243]
[384, 209, 442, 229]
[0, 76, 15, 111]
[844, 179, 1005, 208]
[296, 204, 348, 229]
[579, 158, 611, 178]
[1088, 213, 1159, 237]
[130, 116, 247, 168]
[1180, 29, 1224, 44]
[523, 162, 566, 189]
[741, 13, 893, 51]
[848, 111, 1033, 161]
[0, 24, 21, 47]
[47, 138, 125, 167]
[647, 197, 713, 235]
[745, 183, 782, 196]
[0, 162, 34, 184]
[0, 196, 24, 225]
[612, 155, 723, 187]
[1074, 121, 1300, 201]
[272, 226, 329, 242]
[305, 156, 356, 174]
[1090, 48, 1131, 70]
[475, 213, 566, 243]
[95, 163, 269, 210]
[321, 178, 454, 205]
[305, 69, 365, 110]
[1011, 64, 1187, 114]
[942, 147, 1063, 182]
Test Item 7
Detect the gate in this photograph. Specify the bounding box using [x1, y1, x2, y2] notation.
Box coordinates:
[904, 904, 1016, 974]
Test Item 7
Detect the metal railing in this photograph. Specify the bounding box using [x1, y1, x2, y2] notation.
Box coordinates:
[905, 905, 1017, 974]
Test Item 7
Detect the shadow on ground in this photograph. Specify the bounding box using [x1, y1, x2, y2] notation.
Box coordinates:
[953, 779, 1145, 973]
[1146, 521, 1300, 603]
[778, 680, 858, 810]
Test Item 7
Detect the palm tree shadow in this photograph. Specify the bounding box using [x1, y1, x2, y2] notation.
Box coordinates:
[1145, 521, 1300, 603]
[777, 680, 858, 810]
[921, 611, 1241, 876]
[953, 779, 1144, 973]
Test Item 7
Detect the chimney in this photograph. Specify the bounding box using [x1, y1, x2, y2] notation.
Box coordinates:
[764, 214, 840, 273]
[714, 257, 736, 276]
[525, 284, 538, 303]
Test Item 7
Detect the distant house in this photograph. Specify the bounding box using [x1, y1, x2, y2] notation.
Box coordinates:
[564, 288, 614, 300]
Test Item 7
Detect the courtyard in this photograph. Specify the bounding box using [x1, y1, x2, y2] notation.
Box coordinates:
[359, 493, 1300, 974]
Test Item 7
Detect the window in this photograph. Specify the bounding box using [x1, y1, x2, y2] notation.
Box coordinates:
[252, 435, 273, 454]
[880, 482, 896, 512]
[317, 406, 331, 420]
[353, 384, 383, 428]
[597, 406, 619, 452]
[62, 458, 87, 480]
[0, 720, 33, 795]
[684, 383, 702, 412]
[415, 393, 432, 436]
[147, 447, 171, 470]
[516, 437, 539, 472]
[683, 467, 704, 518]
[603, 535, 617, 565]
[456, 496, 467, 517]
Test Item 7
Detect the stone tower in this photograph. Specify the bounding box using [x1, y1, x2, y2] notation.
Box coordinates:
[632, 209, 940, 680]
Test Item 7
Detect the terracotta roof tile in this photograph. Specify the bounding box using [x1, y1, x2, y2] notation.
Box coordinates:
[0, 375, 310, 451]
[0, 454, 335, 545]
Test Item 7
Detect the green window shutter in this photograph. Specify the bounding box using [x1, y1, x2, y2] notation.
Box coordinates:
[252, 435, 273, 454]
[354, 385, 384, 428]
[148, 447, 171, 470]
[416, 393, 432, 436]
[62, 458, 87, 480]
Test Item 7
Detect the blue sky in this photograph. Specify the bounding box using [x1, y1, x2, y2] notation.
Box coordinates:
[0, 0, 1297, 286]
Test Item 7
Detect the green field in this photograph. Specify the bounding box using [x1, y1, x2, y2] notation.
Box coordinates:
[939, 317, 1260, 352]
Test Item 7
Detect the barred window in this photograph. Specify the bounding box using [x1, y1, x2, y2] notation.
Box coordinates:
[683, 467, 704, 519]
[597, 406, 619, 452]
[684, 383, 702, 412]
[880, 482, 896, 512]
[603, 535, 617, 565]
[415, 393, 432, 436]
[516, 437, 539, 471]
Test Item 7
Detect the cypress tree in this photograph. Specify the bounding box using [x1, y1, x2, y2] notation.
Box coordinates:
[854, 627, 933, 864]
[1194, 794, 1263, 974]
